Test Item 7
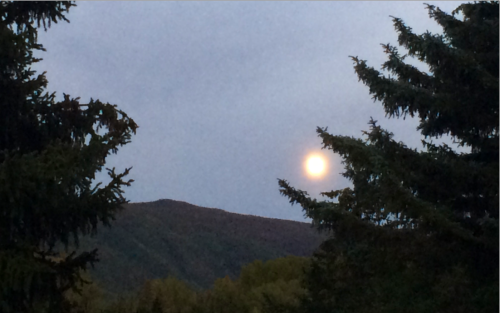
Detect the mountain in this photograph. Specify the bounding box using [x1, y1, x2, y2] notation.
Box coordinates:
[76, 199, 327, 296]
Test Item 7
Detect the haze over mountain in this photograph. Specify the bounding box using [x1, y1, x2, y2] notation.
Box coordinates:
[77, 199, 327, 295]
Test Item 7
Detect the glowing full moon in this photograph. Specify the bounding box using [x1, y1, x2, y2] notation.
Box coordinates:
[306, 156, 325, 177]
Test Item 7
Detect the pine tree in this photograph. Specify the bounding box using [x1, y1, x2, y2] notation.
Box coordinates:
[279, 2, 498, 312]
[0, 2, 138, 312]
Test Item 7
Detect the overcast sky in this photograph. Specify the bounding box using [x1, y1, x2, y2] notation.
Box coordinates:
[33, 1, 464, 222]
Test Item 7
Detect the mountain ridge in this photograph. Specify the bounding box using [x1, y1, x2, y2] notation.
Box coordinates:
[77, 199, 326, 295]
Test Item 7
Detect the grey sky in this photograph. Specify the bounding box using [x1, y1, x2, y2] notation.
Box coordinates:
[33, 1, 464, 221]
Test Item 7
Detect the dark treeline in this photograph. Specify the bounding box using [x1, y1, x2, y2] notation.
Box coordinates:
[0, 1, 497, 313]
[66, 256, 309, 313]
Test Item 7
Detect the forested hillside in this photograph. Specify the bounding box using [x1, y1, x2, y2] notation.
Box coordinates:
[75, 199, 326, 295]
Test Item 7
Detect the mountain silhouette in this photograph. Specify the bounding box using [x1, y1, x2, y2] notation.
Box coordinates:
[76, 199, 326, 295]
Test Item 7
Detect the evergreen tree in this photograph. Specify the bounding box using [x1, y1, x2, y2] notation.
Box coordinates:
[279, 2, 498, 312]
[0, 2, 138, 312]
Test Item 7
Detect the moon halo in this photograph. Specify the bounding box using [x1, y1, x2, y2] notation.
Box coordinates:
[305, 154, 327, 178]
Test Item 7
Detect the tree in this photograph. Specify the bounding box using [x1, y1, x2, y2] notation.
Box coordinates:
[63, 271, 107, 313]
[278, 2, 498, 312]
[136, 277, 198, 313]
[192, 256, 309, 313]
[0, 2, 138, 312]
[238, 256, 309, 313]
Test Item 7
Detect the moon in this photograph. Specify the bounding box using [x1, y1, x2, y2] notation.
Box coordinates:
[306, 155, 326, 177]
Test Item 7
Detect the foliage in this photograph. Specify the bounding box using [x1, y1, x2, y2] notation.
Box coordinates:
[278, 2, 498, 313]
[136, 277, 198, 313]
[82, 256, 309, 313]
[0, 1, 138, 312]
[200, 256, 309, 313]
[64, 271, 108, 313]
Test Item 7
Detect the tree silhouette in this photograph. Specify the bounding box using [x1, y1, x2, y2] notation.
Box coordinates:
[279, 2, 498, 312]
[0, 2, 138, 312]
